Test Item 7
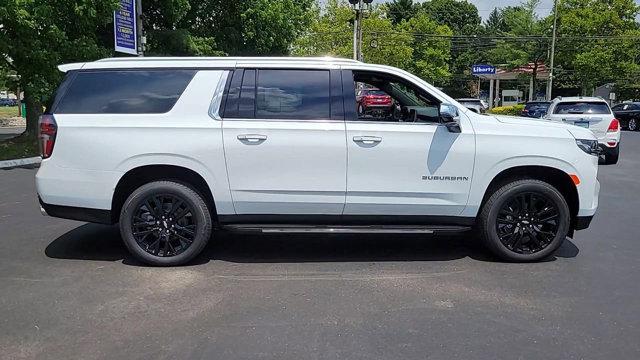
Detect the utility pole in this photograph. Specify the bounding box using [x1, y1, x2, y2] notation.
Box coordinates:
[136, 0, 145, 56]
[352, 1, 359, 60]
[357, 3, 364, 61]
[350, 0, 373, 61]
[546, 0, 559, 100]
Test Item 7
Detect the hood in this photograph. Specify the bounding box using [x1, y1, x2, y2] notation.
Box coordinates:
[492, 115, 596, 140]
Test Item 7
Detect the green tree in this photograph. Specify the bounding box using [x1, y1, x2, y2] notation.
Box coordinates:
[553, 0, 640, 94]
[484, 0, 547, 98]
[484, 8, 507, 33]
[0, 0, 119, 136]
[385, 0, 417, 25]
[398, 13, 453, 84]
[176, 0, 314, 56]
[420, 0, 482, 35]
[293, 1, 452, 84]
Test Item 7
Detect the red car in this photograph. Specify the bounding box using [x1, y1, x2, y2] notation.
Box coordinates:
[356, 88, 393, 116]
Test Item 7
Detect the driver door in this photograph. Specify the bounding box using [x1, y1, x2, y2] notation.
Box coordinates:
[342, 70, 475, 217]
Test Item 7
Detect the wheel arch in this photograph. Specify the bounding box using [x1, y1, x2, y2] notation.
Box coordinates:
[111, 165, 217, 224]
[479, 165, 579, 232]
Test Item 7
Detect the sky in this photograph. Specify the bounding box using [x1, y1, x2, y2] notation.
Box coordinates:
[322, 0, 640, 21]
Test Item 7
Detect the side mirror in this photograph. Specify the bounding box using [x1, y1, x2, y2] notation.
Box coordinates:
[439, 103, 461, 133]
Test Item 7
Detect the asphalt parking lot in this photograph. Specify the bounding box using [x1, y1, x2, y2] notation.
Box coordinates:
[1, 133, 640, 360]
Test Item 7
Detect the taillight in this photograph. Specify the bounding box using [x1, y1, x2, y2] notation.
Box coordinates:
[608, 119, 620, 132]
[38, 114, 57, 159]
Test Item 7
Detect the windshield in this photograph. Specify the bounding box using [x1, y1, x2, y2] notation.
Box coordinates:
[525, 102, 550, 111]
[459, 100, 482, 106]
[553, 102, 610, 115]
[365, 90, 387, 96]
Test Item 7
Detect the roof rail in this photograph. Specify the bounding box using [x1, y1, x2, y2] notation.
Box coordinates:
[94, 56, 361, 64]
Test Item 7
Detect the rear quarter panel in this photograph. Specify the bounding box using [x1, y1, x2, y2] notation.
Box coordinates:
[37, 70, 234, 214]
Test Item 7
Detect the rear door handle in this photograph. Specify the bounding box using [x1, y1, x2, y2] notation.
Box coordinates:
[237, 134, 267, 143]
[353, 136, 382, 144]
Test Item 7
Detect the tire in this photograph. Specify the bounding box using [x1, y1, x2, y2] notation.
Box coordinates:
[602, 144, 620, 165]
[358, 104, 365, 115]
[119, 181, 212, 266]
[478, 179, 571, 262]
[628, 118, 637, 131]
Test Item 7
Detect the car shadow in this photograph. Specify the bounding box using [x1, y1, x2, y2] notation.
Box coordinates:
[45, 223, 580, 266]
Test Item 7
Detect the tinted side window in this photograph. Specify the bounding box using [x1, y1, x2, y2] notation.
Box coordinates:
[224, 69, 244, 118]
[256, 70, 331, 120]
[56, 70, 196, 114]
[239, 69, 256, 118]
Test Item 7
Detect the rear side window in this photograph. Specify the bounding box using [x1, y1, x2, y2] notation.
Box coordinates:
[55, 70, 196, 114]
[256, 70, 330, 120]
[553, 102, 611, 115]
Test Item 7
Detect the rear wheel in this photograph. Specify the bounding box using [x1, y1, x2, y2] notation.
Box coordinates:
[478, 179, 570, 262]
[628, 118, 638, 131]
[119, 181, 212, 266]
[602, 144, 619, 165]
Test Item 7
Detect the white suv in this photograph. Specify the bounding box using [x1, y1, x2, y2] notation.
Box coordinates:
[545, 97, 621, 164]
[36, 57, 600, 266]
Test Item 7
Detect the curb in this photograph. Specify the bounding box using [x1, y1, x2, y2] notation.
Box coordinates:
[0, 156, 41, 169]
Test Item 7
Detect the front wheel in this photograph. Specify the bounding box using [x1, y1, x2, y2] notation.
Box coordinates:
[478, 179, 570, 262]
[119, 181, 212, 266]
[628, 118, 638, 131]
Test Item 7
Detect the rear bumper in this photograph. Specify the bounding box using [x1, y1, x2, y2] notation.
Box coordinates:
[39, 197, 113, 224]
[575, 215, 594, 231]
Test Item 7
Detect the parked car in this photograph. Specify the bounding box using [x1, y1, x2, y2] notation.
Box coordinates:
[521, 101, 551, 118]
[356, 88, 393, 116]
[36, 57, 600, 266]
[611, 102, 640, 131]
[456, 98, 486, 114]
[545, 97, 620, 165]
[0, 98, 18, 107]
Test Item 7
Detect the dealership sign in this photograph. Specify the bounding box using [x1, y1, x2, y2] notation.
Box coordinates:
[472, 64, 496, 76]
[114, 0, 138, 55]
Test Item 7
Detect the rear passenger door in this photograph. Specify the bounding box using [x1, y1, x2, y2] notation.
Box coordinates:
[221, 68, 347, 215]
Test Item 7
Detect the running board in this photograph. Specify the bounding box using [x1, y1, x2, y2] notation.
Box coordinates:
[222, 224, 472, 234]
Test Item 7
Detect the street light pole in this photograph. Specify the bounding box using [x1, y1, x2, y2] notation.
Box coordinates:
[547, 0, 559, 100]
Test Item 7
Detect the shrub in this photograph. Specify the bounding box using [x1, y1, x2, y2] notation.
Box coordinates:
[488, 105, 525, 116]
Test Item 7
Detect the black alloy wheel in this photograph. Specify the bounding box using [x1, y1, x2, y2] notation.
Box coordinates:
[131, 194, 197, 257]
[120, 181, 212, 266]
[495, 192, 560, 255]
[478, 179, 570, 262]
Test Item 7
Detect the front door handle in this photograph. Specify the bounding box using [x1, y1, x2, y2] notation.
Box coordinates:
[353, 136, 382, 145]
[237, 134, 267, 143]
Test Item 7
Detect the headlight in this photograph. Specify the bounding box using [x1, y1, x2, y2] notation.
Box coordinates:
[576, 139, 600, 156]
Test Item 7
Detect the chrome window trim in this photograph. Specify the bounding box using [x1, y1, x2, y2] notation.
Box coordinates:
[345, 120, 441, 126]
[208, 70, 230, 121]
[221, 117, 345, 124]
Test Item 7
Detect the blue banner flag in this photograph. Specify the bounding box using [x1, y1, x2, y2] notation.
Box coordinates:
[114, 0, 138, 55]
